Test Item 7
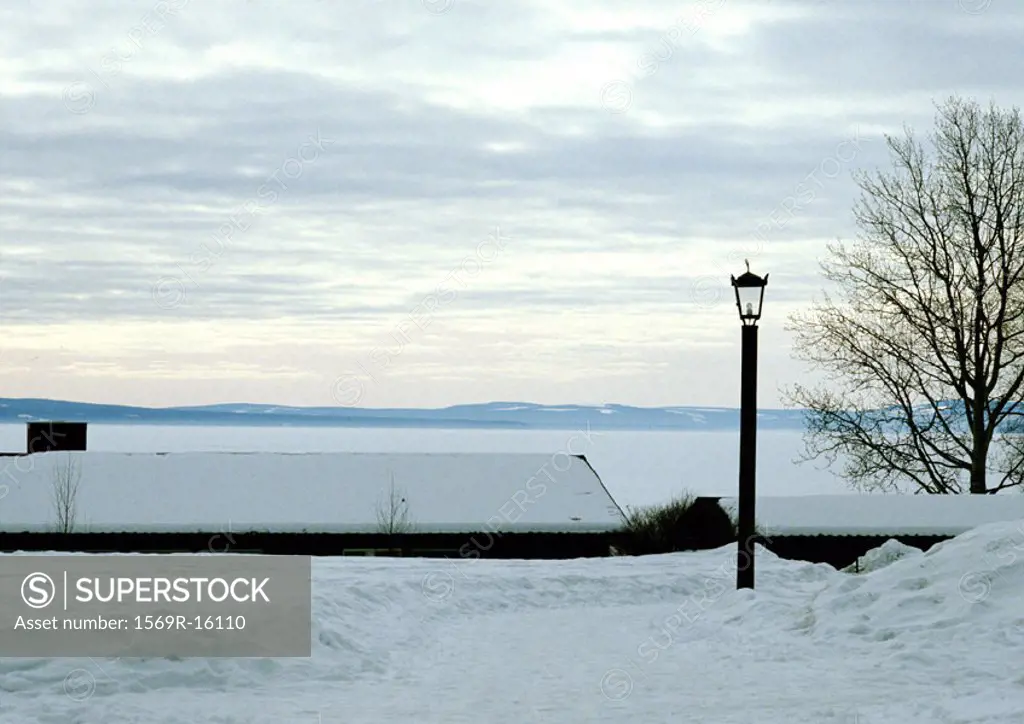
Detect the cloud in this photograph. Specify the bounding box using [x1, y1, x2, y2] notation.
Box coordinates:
[0, 0, 1020, 406]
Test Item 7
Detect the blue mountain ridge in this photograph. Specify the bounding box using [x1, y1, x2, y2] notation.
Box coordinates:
[0, 398, 812, 430]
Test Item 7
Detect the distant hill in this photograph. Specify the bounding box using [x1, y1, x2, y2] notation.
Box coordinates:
[0, 399, 811, 431]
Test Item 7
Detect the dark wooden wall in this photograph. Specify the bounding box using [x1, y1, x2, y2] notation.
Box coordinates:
[0, 530, 623, 559]
[763, 534, 952, 570]
[0, 529, 951, 568]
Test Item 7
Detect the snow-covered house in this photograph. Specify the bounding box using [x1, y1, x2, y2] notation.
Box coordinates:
[713, 494, 1024, 569]
[0, 451, 627, 558]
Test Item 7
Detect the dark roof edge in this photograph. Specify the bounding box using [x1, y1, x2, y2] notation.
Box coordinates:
[573, 454, 627, 523]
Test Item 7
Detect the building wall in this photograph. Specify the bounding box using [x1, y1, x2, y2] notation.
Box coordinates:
[0, 531, 621, 559]
[0, 529, 958, 567]
[764, 534, 952, 570]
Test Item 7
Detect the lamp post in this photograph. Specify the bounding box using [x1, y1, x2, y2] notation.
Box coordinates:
[731, 261, 768, 590]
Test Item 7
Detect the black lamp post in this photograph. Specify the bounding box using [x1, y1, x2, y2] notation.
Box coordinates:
[731, 261, 767, 590]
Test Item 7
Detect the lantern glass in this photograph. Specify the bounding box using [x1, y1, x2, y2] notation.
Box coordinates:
[737, 286, 762, 319]
[730, 268, 768, 326]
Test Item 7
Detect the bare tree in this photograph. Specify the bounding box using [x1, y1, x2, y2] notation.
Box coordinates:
[375, 472, 411, 535]
[787, 97, 1024, 495]
[51, 454, 82, 533]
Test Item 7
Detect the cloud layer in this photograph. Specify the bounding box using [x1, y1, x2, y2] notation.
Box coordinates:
[0, 0, 1019, 407]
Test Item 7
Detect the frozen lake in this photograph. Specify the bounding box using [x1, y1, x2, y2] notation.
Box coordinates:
[0, 425, 850, 508]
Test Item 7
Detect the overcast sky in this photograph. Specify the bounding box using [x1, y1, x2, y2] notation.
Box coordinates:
[1, 0, 1021, 409]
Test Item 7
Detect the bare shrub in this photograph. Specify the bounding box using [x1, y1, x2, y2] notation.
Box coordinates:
[375, 471, 411, 536]
[51, 454, 82, 534]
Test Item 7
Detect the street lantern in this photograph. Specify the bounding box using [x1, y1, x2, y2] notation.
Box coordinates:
[730, 260, 767, 590]
[731, 262, 768, 325]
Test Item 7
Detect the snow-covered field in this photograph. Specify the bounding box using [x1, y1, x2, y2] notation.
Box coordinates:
[4, 520, 1024, 722]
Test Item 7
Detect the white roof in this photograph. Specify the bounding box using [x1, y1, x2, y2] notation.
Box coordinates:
[0, 452, 625, 534]
[717, 494, 1024, 536]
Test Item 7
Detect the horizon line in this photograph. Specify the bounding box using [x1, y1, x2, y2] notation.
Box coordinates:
[0, 397, 806, 413]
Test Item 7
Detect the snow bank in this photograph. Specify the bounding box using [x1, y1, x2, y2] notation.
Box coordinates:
[4, 518, 1024, 722]
[842, 539, 922, 573]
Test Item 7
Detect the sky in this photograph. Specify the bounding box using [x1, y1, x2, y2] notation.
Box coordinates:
[1, 0, 1022, 410]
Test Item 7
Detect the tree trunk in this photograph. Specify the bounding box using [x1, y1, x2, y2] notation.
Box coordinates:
[970, 455, 987, 494]
[970, 386, 990, 493]
[970, 424, 989, 494]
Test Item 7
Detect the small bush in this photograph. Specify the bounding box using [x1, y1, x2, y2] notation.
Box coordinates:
[617, 493, 738, 555]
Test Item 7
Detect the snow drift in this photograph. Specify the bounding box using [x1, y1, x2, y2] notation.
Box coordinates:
[4, 518, 1024, 723]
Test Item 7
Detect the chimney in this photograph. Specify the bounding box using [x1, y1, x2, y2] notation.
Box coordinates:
[27, 421, 88, 454]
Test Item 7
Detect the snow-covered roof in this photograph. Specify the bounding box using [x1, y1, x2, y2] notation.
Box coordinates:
[0, 452, 626, 534]
[717, 494, 1024, 537]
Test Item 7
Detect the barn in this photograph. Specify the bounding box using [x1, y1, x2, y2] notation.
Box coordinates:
[0, 450, 627, 558]
[712, 494, 1024, 569]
